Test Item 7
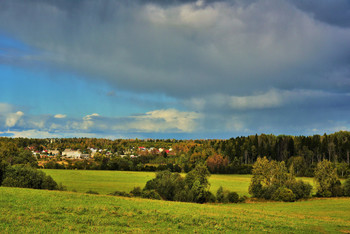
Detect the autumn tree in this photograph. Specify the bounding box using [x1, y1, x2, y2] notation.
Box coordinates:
[206, 154, 229, 173]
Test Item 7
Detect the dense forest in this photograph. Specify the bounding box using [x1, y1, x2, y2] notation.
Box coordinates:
[0, 131, 350, 177]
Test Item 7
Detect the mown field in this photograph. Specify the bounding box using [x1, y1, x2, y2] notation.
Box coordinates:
[42, 169, 317, 196]
[1, 187, 350, 233]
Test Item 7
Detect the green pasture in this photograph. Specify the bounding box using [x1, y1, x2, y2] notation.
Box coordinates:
[42, 169, 318, 196]
[1, 187, 349, 233]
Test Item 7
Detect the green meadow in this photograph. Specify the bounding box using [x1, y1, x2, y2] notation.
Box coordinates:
[42, 169, 318, 196]
[1, 187, 350, 233]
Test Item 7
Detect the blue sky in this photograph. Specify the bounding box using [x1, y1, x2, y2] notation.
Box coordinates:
[1, 0, 350, 139]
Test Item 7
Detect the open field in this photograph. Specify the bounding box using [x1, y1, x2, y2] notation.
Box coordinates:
[42, 169, 318, 196]
[1, 187, 350, 233]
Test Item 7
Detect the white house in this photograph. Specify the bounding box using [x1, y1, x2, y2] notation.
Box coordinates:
[62, 149, 82, 159]
[48, 149, 59, 156]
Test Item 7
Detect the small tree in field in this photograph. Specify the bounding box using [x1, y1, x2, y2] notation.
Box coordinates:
[249, 157, 312, 201]
[314, 160, 343, 197]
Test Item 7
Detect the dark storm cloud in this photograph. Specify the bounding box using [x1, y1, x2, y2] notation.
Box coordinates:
[1, 0, 350, 136]
[289, 0, 350, 28]
[2, 0, 350, 99]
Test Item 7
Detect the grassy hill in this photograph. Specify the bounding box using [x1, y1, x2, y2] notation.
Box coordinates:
[42, 169, 317, 196]
[1, 187, 350, 233]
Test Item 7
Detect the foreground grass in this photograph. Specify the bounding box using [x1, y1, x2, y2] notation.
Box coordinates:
[1, 187, 349, 233]
[42, 169, 318, 196]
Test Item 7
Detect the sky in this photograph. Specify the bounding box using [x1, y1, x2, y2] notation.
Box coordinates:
[1, 0, 350, 139]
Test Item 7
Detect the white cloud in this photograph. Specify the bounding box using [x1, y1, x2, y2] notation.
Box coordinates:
[54, 114, 66, 119]
[5, 111, 24, 127]
[126, 109, 202, 132]
[4, 129, 60, 138]
[1, 107, 201, 135]
[83, 113, 99, 121]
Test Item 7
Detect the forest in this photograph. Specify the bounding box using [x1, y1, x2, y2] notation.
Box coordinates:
[0, 131, 350, 177]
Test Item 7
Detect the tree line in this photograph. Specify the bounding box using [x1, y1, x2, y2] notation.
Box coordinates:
[1, 131, 350, 177]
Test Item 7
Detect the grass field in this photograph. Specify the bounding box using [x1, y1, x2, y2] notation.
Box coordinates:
[1, 187, 349, 233]
[42, 169, 318, 196]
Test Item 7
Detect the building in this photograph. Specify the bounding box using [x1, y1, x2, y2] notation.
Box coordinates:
[62, 149, 83, 159]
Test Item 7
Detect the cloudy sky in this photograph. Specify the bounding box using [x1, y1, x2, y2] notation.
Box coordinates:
[1, 0, 350, 139]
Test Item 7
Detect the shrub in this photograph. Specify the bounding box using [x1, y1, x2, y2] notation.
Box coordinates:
[130, 187, 142, 197]
[287, 180, 312, 200]
[109, 190, 131, 197]
[249, 157, 312, 201]
[216, 186, 226, 203]
[344, 178, 350, 196]
[0, 161, 9, 185]
[206, 191, 217, 203]
[216, 186, 240, 203]
[2, 165, 58, 190]
[173, 190, 189, 202]
[144, 170, 184, 200]
[142, 164, 213, 203]
[227, 191, 239, 203]
[272, 187, 296, 202]
[248, 181, 263, 198]
[261, 185, 279, 200]
[86, 190, 99, 195]
[141, 189, 162, 200]
[57, 182, 67, 191]
[239, 195, 248, 203]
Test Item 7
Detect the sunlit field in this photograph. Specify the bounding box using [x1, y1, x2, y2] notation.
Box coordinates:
[42, 169, 319, 196]
[1, 187, 349, 233]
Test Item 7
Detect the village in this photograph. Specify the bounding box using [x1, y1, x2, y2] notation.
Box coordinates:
[30, 146, 174, 160]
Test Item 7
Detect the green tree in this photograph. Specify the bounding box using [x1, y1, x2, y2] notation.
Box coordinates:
[249, 157, 312, 201]
[314, 160, 342, 197]
[184, 164, 213, 203]
[144, 170, 184, 201]
[336, 162, 349, 177]
[2, 165, 58, 190]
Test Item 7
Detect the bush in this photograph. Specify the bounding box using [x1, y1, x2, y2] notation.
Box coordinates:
[249, 157, 312, 201]
[227, 191, 239, 203]
[206, 191, 217, 203]
[216, 186, 226, 203]
[287, 180, 312, 200]
[344, 178, 350, 196]
[239, 196, 248, 203]
[2, 165, 58, 190]
[109, 190, 131, 197]
[57, 182, 67, 191]
[144, 170, 184, 200]
[272, 187, 296, 202]
[142, 164, 213, 203]
[261, 185, 279, 200]
[0, 161, 9, 185]
[130, 187, 142, 197]
[86, 190, 99, 194]
[141, 189, 162, 200]
[216, 186, 240, 203]
[330, 180, 344, 197]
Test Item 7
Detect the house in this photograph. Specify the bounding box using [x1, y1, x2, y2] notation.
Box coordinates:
[48, 149, 59, 156]
[80, 154, 90, 159]
[62, 149, 82, 159]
